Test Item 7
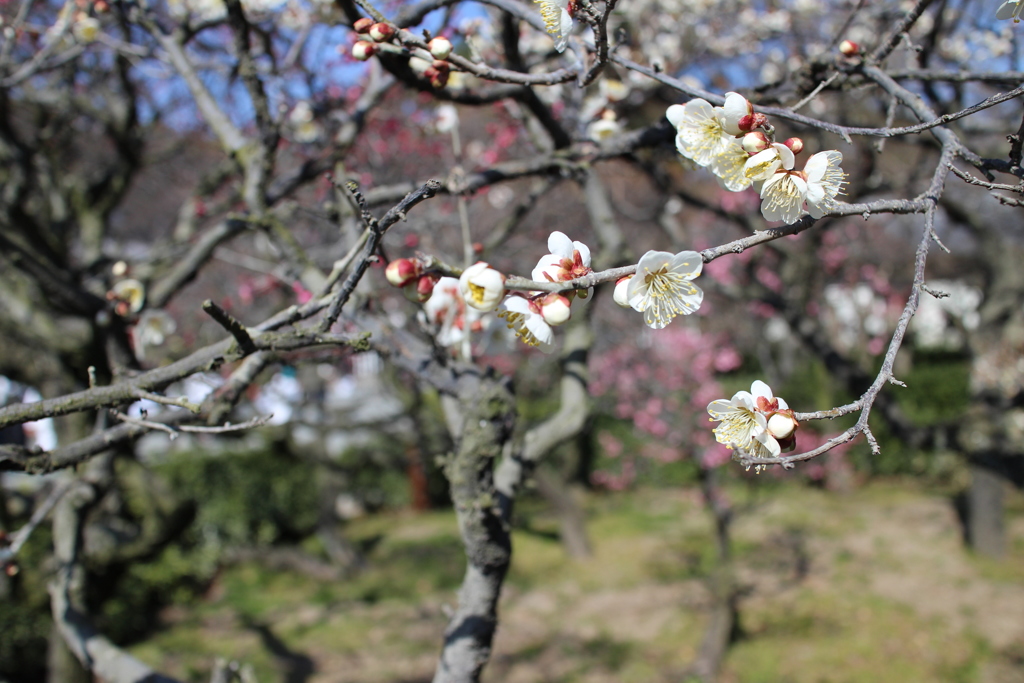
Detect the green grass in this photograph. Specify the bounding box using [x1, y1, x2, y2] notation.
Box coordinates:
[128, 479, 1022, 683]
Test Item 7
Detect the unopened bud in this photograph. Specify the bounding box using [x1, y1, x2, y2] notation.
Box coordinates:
[369, 22, 396, 42]
[425, 65, 449, 88]
[404, 274, 438, 303]
[428, 36, 453, 60]
[351, 40, 376, 61]
[353, 17, 373, 33]
[767, 412, 799, 440]
[385, 258, 420, 288]
[839, 40, 860, 57]
[783, 137, 804, 154]
[539, 293, 572, 326]
[612, 276, 632, 308]
[737, 112, 770, 132]
[741, 131, 771, 154]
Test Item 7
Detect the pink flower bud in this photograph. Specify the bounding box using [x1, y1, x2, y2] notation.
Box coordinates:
[839, 40, 860, 57]
[741, 131, 771, 154]
[404, 274, 438, 303]
[369, 22, 396, 42]
[425, 64, 449, 88]
[385, 258, 421, 287]
[428, 36, 453, 60]
[738, 112, 770, 132]
[351, 40, 376, 61]
[783, 137, 804, 154]
[353, 17, 374, 33]
[539, 293, 572, 326]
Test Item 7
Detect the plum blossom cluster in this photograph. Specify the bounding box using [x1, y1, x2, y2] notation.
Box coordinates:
[385, 231, 592, 353]
[706, 380, 799, 472]
[387, 233, 710, 351]
[349, 18, 455, 89]
[666, 92, 846, 224]
[386, 259, 489, 348]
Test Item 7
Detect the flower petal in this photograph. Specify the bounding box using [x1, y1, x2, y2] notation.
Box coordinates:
[669, 250, 703, 279]
[720, 92, 751, 135]
[532, 254, 563, 282]
[666, 104, 687, 128]
[525, 314, 553, 344]
[731, 391, 755, 410]
[502, 295, 531, 315]
[755, 430, 782, 457]
[751, 380, 773, 400]
[547, 231, 574, 259]
[636, 250, 675, 272]
[996, 0, 1022, 19]
[803, 150, 829, 182]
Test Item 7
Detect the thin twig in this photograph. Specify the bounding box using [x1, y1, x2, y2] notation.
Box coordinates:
[202, 300, 258, 355]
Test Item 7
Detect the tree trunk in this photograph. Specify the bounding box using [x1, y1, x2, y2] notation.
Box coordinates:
[47, 622, 90, 683]
[966, 460, 1005, 558]
[685, 468, 740, 683]
[533, 468, 591, 558]
[687, 569, 739, 683]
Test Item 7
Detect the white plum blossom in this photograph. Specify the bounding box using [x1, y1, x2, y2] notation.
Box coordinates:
[287, 101, 321, 143]
[759, 170, 809, 224]
[712, 139, 754, 192]
[997, 0, 1024, 20]
[459, 262, 506, 311]
[73, 15, 101, 43]
[587, 113, 622, 142]
[804, 150, 846, 218]
[422, 277, 485, 347]
[665, 92, 750, 167]
[532, 231, 592, 283]
[757, 148, 845, 223]
[498, 296, 555, 352]
[743, 142, 796, 181]
[707, 380, 797, 462]
[133, 310, 177, 360]
[626, 250, 703, 329]
[434, 104, 459, 134]
[111, 278, 146, 313]
[534, 0, 573, 52]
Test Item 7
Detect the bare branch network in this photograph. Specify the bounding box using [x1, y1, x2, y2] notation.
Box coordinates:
[1, 0, 1022, 679]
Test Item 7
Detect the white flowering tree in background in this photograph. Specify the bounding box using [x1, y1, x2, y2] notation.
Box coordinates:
[1, 0, 1024, 680]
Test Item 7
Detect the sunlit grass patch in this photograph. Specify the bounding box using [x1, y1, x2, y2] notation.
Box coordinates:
[728, 591, 984, 683]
